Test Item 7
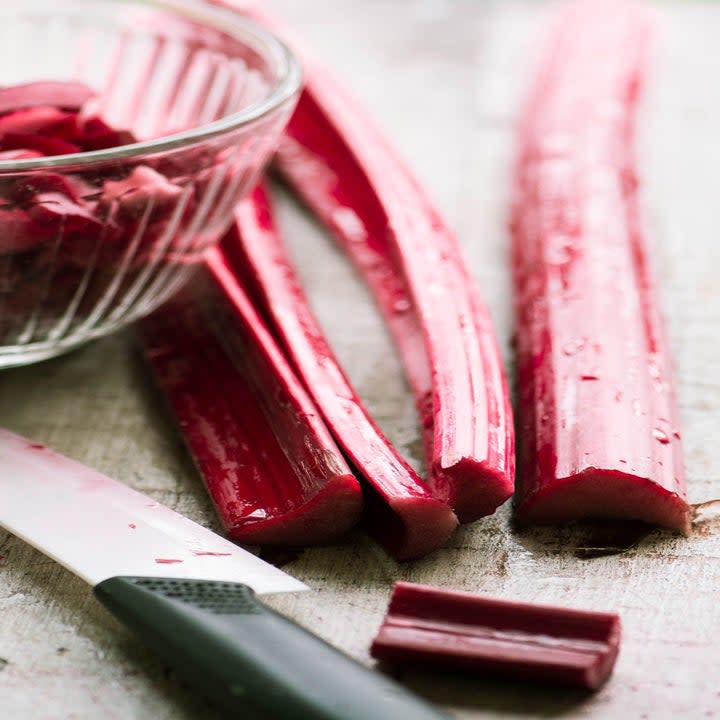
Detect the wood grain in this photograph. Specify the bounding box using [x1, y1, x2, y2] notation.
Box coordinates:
[1, 1, 719, 718]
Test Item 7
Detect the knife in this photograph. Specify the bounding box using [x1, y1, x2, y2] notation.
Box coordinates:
[0, 429, 449, 720]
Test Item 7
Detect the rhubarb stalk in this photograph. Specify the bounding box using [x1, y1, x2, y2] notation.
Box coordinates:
[140, 257, 363, 545]
[510, 0, 689, 531]
[210, 2, 515, 523]
[222, 184, 458, 559]
[371, 582, 621, 691]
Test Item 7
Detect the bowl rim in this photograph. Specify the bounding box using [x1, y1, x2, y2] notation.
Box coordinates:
[0, 0, 302, 172]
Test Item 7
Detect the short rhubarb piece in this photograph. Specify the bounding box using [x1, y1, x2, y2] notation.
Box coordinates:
[371, 582, 621, 691]
[140, 258, 363, 546]
[510, 0, 690, 532]
[222, 184, 458, 559]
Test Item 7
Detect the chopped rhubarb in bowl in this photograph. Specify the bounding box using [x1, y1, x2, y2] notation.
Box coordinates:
[0, 0, 300, 367]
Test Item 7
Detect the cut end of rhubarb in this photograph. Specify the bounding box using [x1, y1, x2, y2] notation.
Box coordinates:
[365, 496, 458, 562]
[224, 471, 363, 547]
[514, 470, 691, 536]
[440, 458, 514, 524]
[141, 278, 364, 550]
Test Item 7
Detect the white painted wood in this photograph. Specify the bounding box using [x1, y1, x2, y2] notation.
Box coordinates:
[1, 2, 719, 718]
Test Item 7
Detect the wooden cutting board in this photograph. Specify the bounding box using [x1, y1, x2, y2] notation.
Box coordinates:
[1, 2, 718, 718]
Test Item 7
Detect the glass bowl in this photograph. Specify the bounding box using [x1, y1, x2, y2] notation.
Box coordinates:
[0, 0, 300, 367]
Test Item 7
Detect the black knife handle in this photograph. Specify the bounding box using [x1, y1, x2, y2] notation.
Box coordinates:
[95, 577, 450, 720]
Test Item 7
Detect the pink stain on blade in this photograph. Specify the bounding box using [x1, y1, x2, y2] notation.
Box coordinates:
[155, 558, 183, 564]
[128, 523, 137, 529]
[192, 551, 233, 557]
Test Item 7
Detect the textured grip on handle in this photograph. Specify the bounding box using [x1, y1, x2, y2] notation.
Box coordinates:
[95, 577, 450, 720]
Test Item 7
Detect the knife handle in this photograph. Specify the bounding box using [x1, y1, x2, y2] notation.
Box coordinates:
[95, 577, 450, 720]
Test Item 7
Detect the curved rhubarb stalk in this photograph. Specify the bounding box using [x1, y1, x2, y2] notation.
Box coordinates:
[224, 7, 514, 523]
[222, 184, 458, 559]
[511, 0, 689, 532]
[277, 91, 514, 523]
[272, 101, 437, 488]
[140, 260, 363, 546]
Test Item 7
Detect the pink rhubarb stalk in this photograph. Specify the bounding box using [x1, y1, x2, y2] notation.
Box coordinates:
[510, 0, 689, 532]
[0, 81, 94, 114]
[211, 2, 515, 523]
[140, 255, 363, 545]
[223, 184, 458, 559]
[277, 83, 515, 523]
[371, 582, 621, 691]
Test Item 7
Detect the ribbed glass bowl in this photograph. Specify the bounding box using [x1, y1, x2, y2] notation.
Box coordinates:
[0, 0, 300, 367]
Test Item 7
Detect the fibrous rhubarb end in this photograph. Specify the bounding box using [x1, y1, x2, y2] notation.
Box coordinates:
[514, 471, 691, 536]
[225, 472, 363, 546]
[438, 458, 514, 524]
[362, 495, 458, 562]
[371, 582, 621, 691]
[141, 278, 363, 548]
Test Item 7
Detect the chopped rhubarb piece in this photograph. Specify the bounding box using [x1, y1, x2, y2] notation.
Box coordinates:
[77, 115, 137, 151]
[29, 191, 103, 234]
[510, 0, 690, 532]
[9, 173, 90, 207]
[100, 165, 184, 219]
[0, 106, 74, 136]
[371, 582, 621, 691]
[140, 259, 363, 546]
[0, 132, 81, 157]
[0, 149, 44, 161]
[0, 81, 94, 114]
[0, 208, 39, 254]
[222, 184, 458, 559]
[0, 173, 104, 257]
[275, 63, 514, 522]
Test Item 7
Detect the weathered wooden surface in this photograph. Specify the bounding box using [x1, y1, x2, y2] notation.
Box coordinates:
[1, 1, 719, 718]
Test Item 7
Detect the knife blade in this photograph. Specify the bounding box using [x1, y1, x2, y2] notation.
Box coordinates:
[0, 429, 450, 720]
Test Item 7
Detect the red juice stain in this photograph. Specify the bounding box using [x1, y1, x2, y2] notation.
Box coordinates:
[27, 442, 45, 450]
[154, 558, 183, 564]
[128, 524, 137, 529]
[192, 551, 232, 557]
